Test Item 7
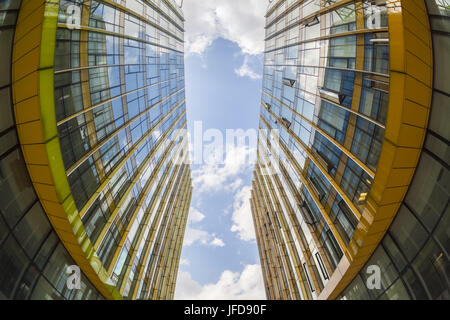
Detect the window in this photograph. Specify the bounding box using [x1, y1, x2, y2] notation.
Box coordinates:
[405, 153, 448, 231]
[318, 101, 349, 144]
[0, 87, 13, 132]
[30, 276, 63, 300]
[351, 117, 384, 171]
[315, 252, 329, 280]
[13, 202, 51, 259]
[360, 246, 399, 299]
[303, 263, 315, 292]
[389, 206, 428, 262]
[0, 236, 29, 298]
[330, 198, 358, 245]
[412, 239, 450, 299]
[0, 149, 37, 227]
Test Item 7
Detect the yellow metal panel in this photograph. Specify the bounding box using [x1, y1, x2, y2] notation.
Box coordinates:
[404, 27, 431, 63]
[21, 144, 48, 165]
[405, 51, 432, 86]
[16, 121, 45, 145]
[402, 0, 429, 24]
[376, 186, 408, 206]
[320, 0, 433, 300]
[33, 183, 59, 203]
[27, 164, 54, 185]
[362, 232, 386, 247]
[402, 99, 428, 128]
[13, 47, 40, 82]
[387, 5, 405, 72]
[14, 0, 45, 29]
[393, 147, 421, 168]
[40, 199, 66, 218]
[14, 96, 41, 124]
[12, 23, 42, 65]
[397, 124, 425, 148]
[12, 0, 122, 300]
[13, 6, 45, 44]
[48, 215, 75, 233]
[386, 167, 416, 187]
[405, 74, 432, 108]
[384, 72, 405, 143]
[12, 71, 39, 103]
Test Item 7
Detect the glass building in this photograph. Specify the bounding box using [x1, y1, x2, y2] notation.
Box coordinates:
[251, 0, 449, 300]
[0, 0, 192, 300]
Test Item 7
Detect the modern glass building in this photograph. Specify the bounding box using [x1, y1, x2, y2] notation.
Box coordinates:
[251, 0, 449, 300]
[0, 0, 191, 300]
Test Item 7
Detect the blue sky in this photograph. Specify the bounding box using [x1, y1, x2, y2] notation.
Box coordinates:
[173, 0, 268, 300]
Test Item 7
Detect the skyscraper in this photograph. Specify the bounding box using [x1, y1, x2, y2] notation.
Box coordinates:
[251, 0, 449, 300]
[0, 0, 191, 300]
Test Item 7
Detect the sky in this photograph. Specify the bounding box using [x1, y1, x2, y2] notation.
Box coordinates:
[173, 0, 269, 300]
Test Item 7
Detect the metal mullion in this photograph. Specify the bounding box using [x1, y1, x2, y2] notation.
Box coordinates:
[92, 125, 186, 251]
[57, 23, 183, 54]
[252, 176, 283, 299]
[78, 109, 185, 221]
[258, 137, 327, 296]
[127, 149, 187, 298]
[105, 130, 186, 274]
[167, 182, 192, 299]
[265, 27, 389, 54]
[150, 167, 190, 299]
[258, 118, 350, 261]
[65, 95, 185, 176]
[262, 90, 382, 172]
[113, 141, 187, 294]
[257, 153, 310, 299]
[254, 168, 292, 299]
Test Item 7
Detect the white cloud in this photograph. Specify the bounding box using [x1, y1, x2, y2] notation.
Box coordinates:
[175, 265, 266, 300]
[192, 145, 256, 194]
[183, 0, 267, 56]
[231, 185, 256, 242]
[189, 207, 205, 223]
[184, 207, 226, 247]
[210, 237, 225, 247]
[235, 56, 262, 80]
[226, 178, 243, 193]
[184, 227, 212, 246]
[184, 226, 226, 248]
[180, 258, 190, 266]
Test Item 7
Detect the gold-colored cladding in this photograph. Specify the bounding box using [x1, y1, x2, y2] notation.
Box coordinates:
[319, 0, 433, 299]
[12, 0, 121, 299]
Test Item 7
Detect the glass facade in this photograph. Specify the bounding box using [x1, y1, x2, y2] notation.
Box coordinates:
[251, 0, 447, 300]
[339, 0, 450, 300]
[1, 0, 191, 300]
[0, 0, 102, 300]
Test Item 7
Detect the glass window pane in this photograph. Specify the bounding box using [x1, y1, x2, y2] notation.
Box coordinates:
[14, 265, 39, 300]
[360, 246, 399, 299]
[13, 202, 51, 259]
[30, 276, 63, 300]
[402, 268, 429, 300]
[0, 236, 29, 298]
[412, 239, 450, 300]
[434, 206, 450, 256]
[0, 29, 13, 88]
[0, 87, 13, 132]
[34, 232, 59, 270]
[382, 234, 407, 272]
[379, 278, 410, 300]
[389, 205, 428, 262]
[0, 149, 37, 227]
[405, 153, 448, 231]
